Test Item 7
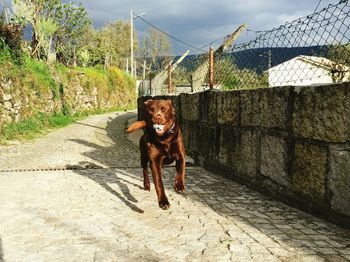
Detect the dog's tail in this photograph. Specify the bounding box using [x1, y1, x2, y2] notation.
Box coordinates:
[127, 120, 146, 134]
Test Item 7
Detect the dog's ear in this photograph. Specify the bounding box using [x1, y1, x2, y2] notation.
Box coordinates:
[166, 99, 175, 115]
[166, 99, 173, 106]
[144, 99, 153, 109]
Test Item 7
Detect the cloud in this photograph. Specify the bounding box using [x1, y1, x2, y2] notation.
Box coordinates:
[2, 0, 339, 54]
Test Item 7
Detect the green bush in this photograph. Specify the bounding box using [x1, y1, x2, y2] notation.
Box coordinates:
[0, 53, 136, 143]
[0, 23, 23, 64]
[0, 39, 12, 64]
[24, 56, 60, 98]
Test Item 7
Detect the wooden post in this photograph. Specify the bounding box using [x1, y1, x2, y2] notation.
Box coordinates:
[209, 47, 214, 89]
[168, 62, 172, 93]
[190, 75, 193, 93]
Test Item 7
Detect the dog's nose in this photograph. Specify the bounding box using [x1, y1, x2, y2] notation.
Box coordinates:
[154, 115, 162, 123]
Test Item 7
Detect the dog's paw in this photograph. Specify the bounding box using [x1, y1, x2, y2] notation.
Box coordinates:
[159, 199, 170, 210]
[144, 181, 150, 191]
[173, 181, 185, 193]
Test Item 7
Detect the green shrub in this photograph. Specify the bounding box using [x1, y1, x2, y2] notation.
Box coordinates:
[0, 23, 23, 64]
[24, 56, 59, 98]
[0, 39, 12, 64]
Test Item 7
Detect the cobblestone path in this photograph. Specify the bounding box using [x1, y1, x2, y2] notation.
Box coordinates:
[0, 112, 349, 262]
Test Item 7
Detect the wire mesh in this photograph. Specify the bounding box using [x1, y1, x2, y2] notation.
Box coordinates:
[139, 0, 350, 95]
[219, 0, 350, 90]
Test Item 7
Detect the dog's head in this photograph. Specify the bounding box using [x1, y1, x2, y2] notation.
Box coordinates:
[144, 99, 175, 136]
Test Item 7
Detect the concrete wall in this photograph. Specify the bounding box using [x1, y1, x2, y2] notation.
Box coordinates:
[138, 82, 350, 227]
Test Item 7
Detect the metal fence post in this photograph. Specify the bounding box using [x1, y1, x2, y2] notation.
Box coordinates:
[209, 47, 214, 89]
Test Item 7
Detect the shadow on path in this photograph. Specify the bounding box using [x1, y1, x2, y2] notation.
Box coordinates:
[67, 112, 144, 214]
[0, 237, 4, 262]
[68, 111, 350, 259]
[67, 161, 144, 214]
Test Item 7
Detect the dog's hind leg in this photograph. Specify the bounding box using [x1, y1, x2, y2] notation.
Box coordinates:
[140, 136, 150, 191]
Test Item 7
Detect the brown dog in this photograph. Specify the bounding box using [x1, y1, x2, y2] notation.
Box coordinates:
[127, 99, 186, 210]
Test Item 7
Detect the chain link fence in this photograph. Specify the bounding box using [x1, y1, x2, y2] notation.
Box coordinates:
[139, 0, 350, 96]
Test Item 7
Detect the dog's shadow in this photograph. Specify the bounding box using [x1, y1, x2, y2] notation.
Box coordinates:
[67, 161, 144, 214]
[67, 112, 145, 214]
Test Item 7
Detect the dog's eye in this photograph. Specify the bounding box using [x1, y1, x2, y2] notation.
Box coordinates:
[161, 107, 166, 112]
[150, 107, 155, 112]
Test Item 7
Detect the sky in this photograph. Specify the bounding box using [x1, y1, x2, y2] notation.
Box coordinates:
[1, 0, 340, 54]
[76, 0, 339, 54]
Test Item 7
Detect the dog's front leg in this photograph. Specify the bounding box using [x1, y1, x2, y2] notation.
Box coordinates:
[150, 156, 170, 210]
[174, 155, 186, 193]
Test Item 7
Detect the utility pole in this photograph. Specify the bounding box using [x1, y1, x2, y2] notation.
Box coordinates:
[130, 10, 146, 78]
[130, 9, 134, 77]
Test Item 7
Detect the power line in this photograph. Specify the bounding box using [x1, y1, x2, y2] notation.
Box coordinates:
[313, 0, 322, 13]
[136, 16, 206, 53]
[200, 36, 226, 49]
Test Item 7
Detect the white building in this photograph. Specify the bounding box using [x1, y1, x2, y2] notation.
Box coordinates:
[268, 55, 350, 87]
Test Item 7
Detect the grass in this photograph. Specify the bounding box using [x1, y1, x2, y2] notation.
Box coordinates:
[24, 56, 60, 98]
[0, 44, 137, 145]
[0, 106, 132, 145]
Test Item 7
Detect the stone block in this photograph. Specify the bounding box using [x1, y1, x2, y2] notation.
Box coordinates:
[218, 126, 236, 166]
[2, 93, 12, 101]
[180, 93, 200, 121]
[260, 135, 290, 187]
[292, 83, 350, 142]
[329, 145, 350, 216]
[216, 91, 240, 126]
[206, 91, 218, 126]
[291, 143, 327, 204]
[226, 130, 259, 178]
[198, 124, 217, 160]
[3, 101, 12, 111]
[241, 87, 290, 129]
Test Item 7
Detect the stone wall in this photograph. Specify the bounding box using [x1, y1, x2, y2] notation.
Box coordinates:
[0, 69, 136, 130]
[138, 82, 350, 227]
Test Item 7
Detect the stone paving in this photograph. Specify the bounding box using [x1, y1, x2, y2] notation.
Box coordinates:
[0, 111, 349, 262]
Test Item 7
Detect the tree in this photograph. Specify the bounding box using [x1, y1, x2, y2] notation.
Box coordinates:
[140, 28, 172, 72]
[0, 22, 23, 63]
[215, 56, 268, 90]
[31, 17, 58, 63]
[327, 43, 350, 82]
[77, 48, 89, 67]
[11, 0, 35, 27]
[51, 2, 91, 65]
[99, 20, 132, 68]
[328, 43, 350, 65]
[11, 0, 90, 64]
[77, 20, 137, 68]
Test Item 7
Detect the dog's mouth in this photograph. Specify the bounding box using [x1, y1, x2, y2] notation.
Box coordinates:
[153, 124, 165, 134]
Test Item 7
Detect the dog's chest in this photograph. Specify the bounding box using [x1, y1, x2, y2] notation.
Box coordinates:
[160, 142, 179, 160]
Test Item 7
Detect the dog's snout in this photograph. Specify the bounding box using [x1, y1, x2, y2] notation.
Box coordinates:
[154, 114, 162, 123]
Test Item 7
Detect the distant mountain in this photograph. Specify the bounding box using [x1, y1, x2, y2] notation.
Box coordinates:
[229, 46, 330, 73]
[177, 46, 330, 74]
